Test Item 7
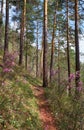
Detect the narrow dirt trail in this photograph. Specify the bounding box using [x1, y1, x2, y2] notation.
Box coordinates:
[31, 86, 58, 130]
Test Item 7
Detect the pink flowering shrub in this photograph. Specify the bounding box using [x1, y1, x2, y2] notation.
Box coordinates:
[77, 81, 83, 92]
[0, 52, 18, 86]
[67, 71, 83, 93]
[3, 68, 14, 73]
[69, 73, 75, 81]
[3, 52, 17, 73]
[47, 71, 84, 130]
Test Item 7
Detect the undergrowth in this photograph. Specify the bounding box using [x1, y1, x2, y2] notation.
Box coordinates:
[0, 66, 43, 130]
[45, 82, 84, 130]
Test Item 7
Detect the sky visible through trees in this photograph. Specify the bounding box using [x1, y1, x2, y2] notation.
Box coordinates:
[1, 0, 84, 62]
[80, 39, 84, 62]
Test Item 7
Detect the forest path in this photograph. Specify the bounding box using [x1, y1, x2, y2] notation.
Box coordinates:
[31, 85, 58, 130]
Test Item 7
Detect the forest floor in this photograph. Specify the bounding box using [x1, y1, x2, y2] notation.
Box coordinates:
[0, 71, 58, 130]
[31, 85, 58, 130]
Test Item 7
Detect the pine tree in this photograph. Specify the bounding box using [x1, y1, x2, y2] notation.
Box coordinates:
[50, 1, 57, 82]
[66, 0, 71, 95]
[75, 0, 80, 94]
[4, 0, 9, 60]
[43, 0, 48, 87]
[19, 0, 26, 65]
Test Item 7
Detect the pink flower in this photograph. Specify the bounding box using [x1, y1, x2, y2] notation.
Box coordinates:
[77, 86, 82, 92]
[76, 71, 80, 78]
[1, 82, 5, 86]
[77, 81, 83, 92]
[69, 73, 75, 81]
[11, 62, 15, 66]
[3, 68, 13, 73]
[78, 81, 83, 86]
[3, 52, 17, 74]
[3, 68, 9, 72]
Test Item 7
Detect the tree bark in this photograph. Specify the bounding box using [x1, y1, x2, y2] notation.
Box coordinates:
[0, 0, 3, 45]
[66, 0, 71, 95]
[1, 0, 3, 15]
[25, 41, 28, 69]
[75, 0, 80, 94]
[50, 2, 57, 82]
[58, 39, 60, 92]
[43, 0, 48, 87]
[36, 20, 39, 77]
[19, 0, 26, 65]
[4, 0, 9, 59]
[40, 33, 43, 78]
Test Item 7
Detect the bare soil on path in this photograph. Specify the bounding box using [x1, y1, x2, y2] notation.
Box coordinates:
[31, 85, 58, 130]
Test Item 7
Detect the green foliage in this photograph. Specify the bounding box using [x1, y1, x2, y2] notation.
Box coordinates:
[45, 83, 84, 130]
[24, 74, 42, 86]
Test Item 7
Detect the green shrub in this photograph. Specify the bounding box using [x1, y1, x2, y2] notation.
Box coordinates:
[45, 83, 84, 130]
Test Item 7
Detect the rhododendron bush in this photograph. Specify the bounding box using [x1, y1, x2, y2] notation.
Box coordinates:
[67, 72, 83, 93]
[0, 52, 17, 85]
[3, 52, 17, 72]
[45, 69, 84, 130]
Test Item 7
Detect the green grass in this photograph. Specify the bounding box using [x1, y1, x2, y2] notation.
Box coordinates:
[0, 74, 43, 130]
[23, 74, 42, 87]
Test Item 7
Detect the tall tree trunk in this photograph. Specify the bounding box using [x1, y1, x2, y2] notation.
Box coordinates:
[19, 0, 26, 65]
[58, 39, 60, 92]
[50, 2, 57, 82]
[75, 0, 80, 94]
[66, 0, 71, 95]
[40, 33, 43, 78]
[36, 20, 39, 77]
[0, 0, 3, 46]
[4, 0, 9, 59]
[1, 0, 3, 15]
[25, 41, 28, 69]
[43, 0, 48, 87]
